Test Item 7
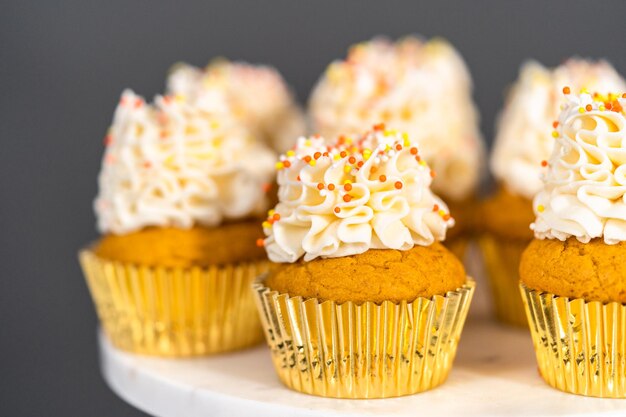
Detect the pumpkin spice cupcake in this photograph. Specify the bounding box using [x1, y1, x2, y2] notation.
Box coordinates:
[79, 88, 276, 356]
[308, 36, 485, 260]
[481, 59, 625, 326]
[167, 59, 305, 153]
[253, 126, 475, 398]
[520, 91, 626, 397]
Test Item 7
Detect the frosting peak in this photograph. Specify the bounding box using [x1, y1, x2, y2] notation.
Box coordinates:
[95, 89, 276, 235]
[308, 36, 484, 201]
[491, 59, 626, 199]
[167, 60, 305, 153]
[532, 91, 626, 244]
[262, 126, 454, 263]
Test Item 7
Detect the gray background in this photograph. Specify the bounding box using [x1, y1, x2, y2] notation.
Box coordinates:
[2, 1, 626, 416]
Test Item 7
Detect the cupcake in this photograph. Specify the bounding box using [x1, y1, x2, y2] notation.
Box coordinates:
[481, 59, 626, 326]
[520, 91, 626, 397]
[308, 36, 485, 260]
[253, 126, 475, 398]
[167, 59, 306, 153]
[79, 88, 276, 356]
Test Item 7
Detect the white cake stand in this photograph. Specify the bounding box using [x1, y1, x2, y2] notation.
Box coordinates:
[99, 316, 626, 417]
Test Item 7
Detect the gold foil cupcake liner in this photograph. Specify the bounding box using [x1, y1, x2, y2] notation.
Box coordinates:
[79, 248, 268, 357]
[520, 283, 626, 398]
[253, 276, 475, 398]
[478, 234, 529, 327]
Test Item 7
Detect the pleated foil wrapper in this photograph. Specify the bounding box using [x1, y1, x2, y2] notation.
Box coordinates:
[79, 248, 268, 357]
[520, 283, 626, 398]
[478, 234, 529, 327]
[253, 276, 475, 398]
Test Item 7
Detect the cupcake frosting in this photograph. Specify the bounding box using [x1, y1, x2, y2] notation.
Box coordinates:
[532, 91, 626, 244]
[167, 59, 306, 153]
[95, 89, 276, 235]
[262, 126, 454, 262]
[308, 36, 484, 201]
[492, 59, 626, 199]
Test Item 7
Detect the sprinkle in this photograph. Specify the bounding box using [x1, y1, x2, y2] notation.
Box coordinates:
[578, 107, 585, 114]
[334, 154, 341, 161]
[268, 209, 275, 216]
[344, 183, 353, 191]
[394, 181, 403, 189]
[443, 214, 451, 221]
[563, 86, 571, 95]
[395, 144, 403, 151]
[256, 238, 265, 247]
[334, 207, 341, 214]
[275, 161, 284, 170]
[314, 152, 322, 160]
[585, 104, 593, 112]
[317, 183, 325, 190]
[552, 131, 559, 138]
[438, 209, 446, 217]
[327, 183, 336, 191]
[348, 156, 356, 164]
[309, 159, 316, 166]
[272, 213, 281, 221]
[606, 102, 613, 110]
[357, 161, 364, 168]
[283, 160, 291, 168]
[262, 221, 271, 229]
[410, 147, 418, 155]
[402, 133, 410, 146]
[296, 175, 301, 181]
[373, 123, 386, 131]
[343, 194, 352, 202]
[430, 170, 436, 178]
[286, 150, 295, 157]
[363, 149, 372, 160]
[303, 155, 312, 163]
[537, 205, 545, 213]
[262, 183, 272, 193]
[379, 175, 387, 182]
[340, 151, 347, 158]
[344, 165, 352, 173]
[599, 105, 606, 111]
[432, 204, 439, 212]
[623, 93, 626, 98]
[552, 121, 559, 129]
[541, 160, 548, 167]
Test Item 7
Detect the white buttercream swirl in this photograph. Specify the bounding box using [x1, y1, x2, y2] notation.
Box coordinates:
[263, 128, 454, 262]
[532, 92, 626, 244]
[492, 59, 626, 199]
[95, 89, 276, 235]
[167, 59, 306, 153]
[308, 36, 484, 201]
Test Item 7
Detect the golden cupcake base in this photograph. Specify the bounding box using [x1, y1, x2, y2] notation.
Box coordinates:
[479, 234, 529, 327]
[79, 248, 268, 357]
[520, 283, 626, 398]
[253, 276, 475, 399]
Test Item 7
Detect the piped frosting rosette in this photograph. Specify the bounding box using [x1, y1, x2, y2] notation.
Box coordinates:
[167, 59, 305, 153]
[309, 36, 483, 201]
[261, 125, 454, 262]
[532, 90, 626, 244]
[492, 59, 626, 199]
[95, 89, 276, 235]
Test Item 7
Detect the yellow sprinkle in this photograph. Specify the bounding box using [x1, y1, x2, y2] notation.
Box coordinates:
[304, 139, 311, 146]
[286, 150, 295, 157]
[403, 133, 410, 147]
[268, 209, 275, 216]
[363, 149, 372, 160]
[334, 154, 341, 160]
[275, 161, 284, 170]
[175, 94, 186, 103]
[262, 221, 271, 229]
[578, 107, 585, 113]
[438, 209, 446, 217]
[344, 165, 352, 173]
[580, 88, 589, 94]
[419, 160, 427, 167]
[344, 179, 352, 185]
[600, 105, 606, 111]
[537, 205, 545, 213]
[385, 144, 391, 151]
[551, 131, 559, 138]
[344, 137, 352, 145]
[309, 160, 316, 166]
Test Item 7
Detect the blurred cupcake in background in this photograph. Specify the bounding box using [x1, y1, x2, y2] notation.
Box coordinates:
[308, 36, 485, 259]
[167, 59, 306, 153]
[481, 58, 625, 326]
[79, 87, 276, 356]
[520, 90, 626, 397]
[253, 126, 475, 398]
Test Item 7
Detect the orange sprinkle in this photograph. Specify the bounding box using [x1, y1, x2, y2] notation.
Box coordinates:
[348, 156, 356, 164]
[395, 144, 402, 151]
[314, 152, 322, 160]
[394, 181, 403, 189]
[340, 151, 347, 158]
[430, 170, 436, 178]
[357, 161, 364, 168]
[415, 156, 421, 162]
[541, 160, 548, 167]
[343, 194, 352, 202]
[410, 147, 418, 155]
[443, 214, 451, 221]
[256, 238, 265, 247]
[262, 183, 272, 193]
[296, 175, 301, 181]
[272, 213, 281, 221]
[373, 123, 386, 131]
[563, 86, 571, 95]
[379, 175, 387, 182]
[552, 121, 559, 129]
[303, 155, 312, 163]
[317, 183, 325, 190]
[323, 152, 329, 157]
[622, 93, 626, 98]
[334, 207, 340, 214]
[344, 183, 353, 192]
[327, 183, 336, 191]
[433, 204, 439, 212]
[585, 104, 592, 112]
[283, 160, 291, 168]
[606, 102, 613, 110]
